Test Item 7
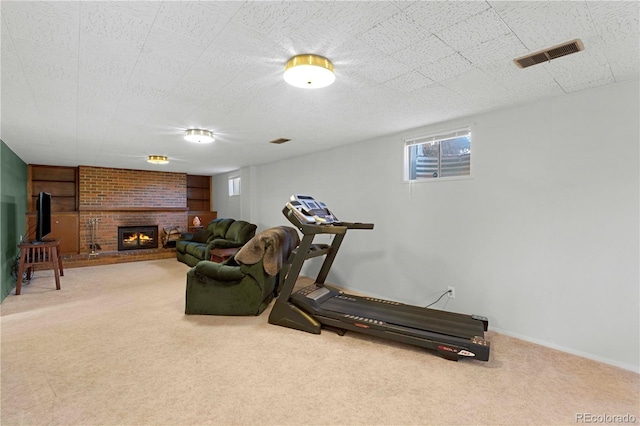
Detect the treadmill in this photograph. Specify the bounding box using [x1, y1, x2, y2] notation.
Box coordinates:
[268, 195, 490, 362]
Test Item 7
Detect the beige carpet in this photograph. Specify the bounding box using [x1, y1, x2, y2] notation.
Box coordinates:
[1, 259, 638, 425]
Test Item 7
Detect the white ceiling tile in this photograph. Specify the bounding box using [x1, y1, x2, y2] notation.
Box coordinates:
[436, 8, 511, 52]
[350, 54, 413, 84]
[197, 47, 255, 79]
[9, 38, 78, 83]
[135, 55, 199, 94]
[149, 94, 205, 123]
[460, 33, 527, 67]
[78, 34, 141, 84]
[480, 59, 564, 100]
[1, 28, 34, 109]
[1, 18, 18, 63]
[77, 83, 120, 116]
[595, 37, 639, 66]
[1, 80, 34, 109]
[30, 81, 76, 105]
[172, 67, 235, 100]
[76, 113, 112, 137]
[280, 15, 350, 57]
[232, 2, 323, 43]
[2, 1, 79, 52]
[579, 33, 639, 83]
[382, 71, 434, 93]
[80, 2, 159, 48]
[609, 56, 640, 82]
[121, 83, 170, 106]
[442, 68, 510, 102]
[357, 12, 433, 55]
[586, 1, 639, 43]
[404, 1, 491, 33]
[489, 1, 598, 51]
[1, 109, 46, 140]
[416, 53, 474, 83]
[391, 35, 456, 68]
[410, 84, 469, 112]
[544, 49, 616, 93]
[153, 1, 240, 46]
[209, 21, 282, 62]
[336, 40, 413, 85]
[308, 2, 401, 37]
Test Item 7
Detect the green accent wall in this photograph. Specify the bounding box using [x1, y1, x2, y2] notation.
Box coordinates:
[1, 140, 27, 301]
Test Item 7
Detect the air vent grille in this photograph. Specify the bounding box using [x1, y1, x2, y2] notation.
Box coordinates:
[514, 39, 583, 69]
[269, 138, 291, 144]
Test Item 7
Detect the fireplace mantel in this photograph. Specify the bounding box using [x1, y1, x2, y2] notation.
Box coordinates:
[80, 207, 188, 212]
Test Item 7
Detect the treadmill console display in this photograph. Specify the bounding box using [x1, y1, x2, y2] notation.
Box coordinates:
[286, 194, 338, 224]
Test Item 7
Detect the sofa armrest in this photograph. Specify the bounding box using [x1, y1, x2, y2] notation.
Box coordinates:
[194, 261, 246, 281]
[179, 232, 195, 241]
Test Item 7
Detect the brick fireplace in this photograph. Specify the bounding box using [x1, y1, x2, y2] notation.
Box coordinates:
[77, 166, 188, 261]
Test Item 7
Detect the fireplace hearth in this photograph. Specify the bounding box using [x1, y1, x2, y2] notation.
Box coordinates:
[118, 226, 158, 251]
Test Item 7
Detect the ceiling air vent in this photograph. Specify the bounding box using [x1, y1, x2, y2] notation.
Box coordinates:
[269, 138, 291, 144]
[514, 39, 584, 69]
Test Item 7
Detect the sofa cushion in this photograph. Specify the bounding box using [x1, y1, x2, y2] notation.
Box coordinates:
[185, 243, 208, 259]
[225, 221, 245, 241]
[225, 220, 257, 243]
[175, 239, 191, 252]
[208, 218, 234, 239]
[192, 229, 211, 243]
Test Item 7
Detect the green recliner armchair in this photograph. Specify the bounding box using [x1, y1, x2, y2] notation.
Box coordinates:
[185, 226, 300, 316]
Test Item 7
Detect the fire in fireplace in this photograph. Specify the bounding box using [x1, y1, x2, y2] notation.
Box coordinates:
[118, 226, 158, 251]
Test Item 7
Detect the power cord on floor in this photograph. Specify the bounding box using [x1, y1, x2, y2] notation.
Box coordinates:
[11, 253, 29, 284]
[424, 289, 451, 308]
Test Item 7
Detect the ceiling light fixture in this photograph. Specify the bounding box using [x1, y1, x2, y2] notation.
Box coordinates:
[184, 129, 214, 143]
[147, 155, 169, 165]
[284, 54, 335, 89]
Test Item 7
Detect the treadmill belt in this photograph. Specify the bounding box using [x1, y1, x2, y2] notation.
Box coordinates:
[319, 294, 484, 339]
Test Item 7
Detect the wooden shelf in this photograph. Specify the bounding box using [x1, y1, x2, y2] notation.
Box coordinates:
[28, 165, 79, 212]
[187, 174, 211, 211]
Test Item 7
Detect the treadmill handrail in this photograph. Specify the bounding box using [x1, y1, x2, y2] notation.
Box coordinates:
[282, 207, 374, 233]
[340, 221, 374, 230]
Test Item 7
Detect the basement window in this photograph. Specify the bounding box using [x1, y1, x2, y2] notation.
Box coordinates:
[228, 176, 241, 196]
[403, 127, 471, 182]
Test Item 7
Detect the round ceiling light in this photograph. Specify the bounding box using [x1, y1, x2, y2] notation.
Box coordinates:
[185, 129, 214, 143]
[284, 54, 335, 89]
[147, 155, 169, 165]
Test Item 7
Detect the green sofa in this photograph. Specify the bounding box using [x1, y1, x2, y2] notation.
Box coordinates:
[176, 218, 257, 267]
[185, 226, 300, 316]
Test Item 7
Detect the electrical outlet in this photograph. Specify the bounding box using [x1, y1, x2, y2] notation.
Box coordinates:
[448, 286, 456, 299]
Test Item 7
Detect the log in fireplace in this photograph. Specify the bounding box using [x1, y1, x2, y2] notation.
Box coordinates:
[118, 226, 158, 251]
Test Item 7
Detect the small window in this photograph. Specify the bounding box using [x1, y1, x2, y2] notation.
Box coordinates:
[228, 176, 241, 196]
[403, 127, 471, 181]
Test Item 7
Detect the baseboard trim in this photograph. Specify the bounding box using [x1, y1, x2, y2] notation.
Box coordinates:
[490, 326, 639, 373]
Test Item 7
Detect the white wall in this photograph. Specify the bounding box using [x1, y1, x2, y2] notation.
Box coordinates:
[213, 80, 639, 371]
[212, 167, 255, 221]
